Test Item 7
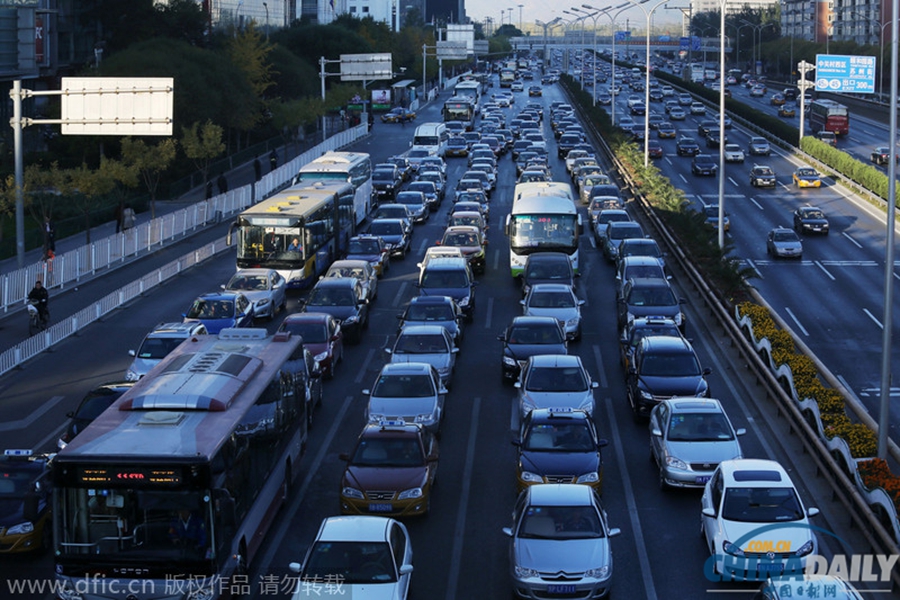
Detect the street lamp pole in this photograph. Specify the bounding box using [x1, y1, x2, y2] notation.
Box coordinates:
[583, 2, 631, 124]
[262, 2, 269, 41]
[519, 4, 524, 31]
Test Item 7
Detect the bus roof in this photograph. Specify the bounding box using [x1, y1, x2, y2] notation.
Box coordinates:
[55, 329, 302, 463]
[240, 182, 346, 218]
[513, 182, 576, 204]
[511, 194, 578, 216]
[299, 151, 371, 171]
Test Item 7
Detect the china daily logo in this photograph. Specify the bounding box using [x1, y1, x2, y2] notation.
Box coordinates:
[704, 522, 899, 583]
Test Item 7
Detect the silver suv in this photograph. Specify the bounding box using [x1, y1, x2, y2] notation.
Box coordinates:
[126, 322, 208, 381]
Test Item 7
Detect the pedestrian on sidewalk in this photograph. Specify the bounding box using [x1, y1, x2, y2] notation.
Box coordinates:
[217, 173, 228, 195]
[205, 180, 213, 200]
[43, 217, 55, 252]
[122, 205, 136, 231]
[253, 155, 262, 181]
[115, 202, 124, 233]
[269, 149, 278, 172]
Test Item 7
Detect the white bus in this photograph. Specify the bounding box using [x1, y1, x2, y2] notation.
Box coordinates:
[53, 328, 310, 600]
[294, 151, 372, 226]
[505, 182, 583, 278]
[454, 80, 482, 113]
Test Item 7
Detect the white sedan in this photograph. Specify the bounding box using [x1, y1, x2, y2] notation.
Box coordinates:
[701, 459, 819, 581]
[221, 268, 286, 319]
[723, 144, 745, 163]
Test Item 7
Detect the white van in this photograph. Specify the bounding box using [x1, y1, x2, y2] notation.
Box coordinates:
[412, 122, 450, 158]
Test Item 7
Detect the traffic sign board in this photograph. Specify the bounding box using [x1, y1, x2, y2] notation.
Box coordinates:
[814, 54, 875, 94]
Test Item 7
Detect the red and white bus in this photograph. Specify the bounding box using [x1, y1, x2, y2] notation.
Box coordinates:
[53, 328, 311, 600]
[808, 99, 849, 136]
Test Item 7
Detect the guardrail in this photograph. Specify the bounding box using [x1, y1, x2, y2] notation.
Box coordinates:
[0, 124, 368, 318]
[565, 81, 900, 587]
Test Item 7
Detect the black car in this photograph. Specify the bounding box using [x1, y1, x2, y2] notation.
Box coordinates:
[625, 335, 710, 418]
[793, 206, 830, 235]
[705, 128, 726, 149]
[303, 277, 370, 344]
[368, 218, 412, 258]
[691, 154, 717, 176]
[58, 381, 135, 449]
[676, 136, 701, 156]
[397, 295, 464, 348]
[697, 120, 716, 137]
[617, 277, 685, 331]
[0, 450, 53, 554]
[499, 316, 568, 381]
[749, 164, 777, 187]
[619, 317, 682, 372]
[557, 134, 583, 159]
[372, 167, 402, 202]
[512, 408, 608, 493]
[521, 252, 577, 296]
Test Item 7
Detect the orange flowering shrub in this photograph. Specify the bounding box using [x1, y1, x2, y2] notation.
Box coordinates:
[858, 458, 900, 511]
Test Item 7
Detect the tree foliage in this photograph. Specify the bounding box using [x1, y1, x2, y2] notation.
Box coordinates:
[181, 121, 226, 184]
[121, 138, 177, 217]
[226, 23, 275, 133]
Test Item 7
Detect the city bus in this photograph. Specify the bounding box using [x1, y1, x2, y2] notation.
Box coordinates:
[293, 151, 372, 226]
[454, 79, 482, 113]
[230, 181, 355, 289]
[443, 97, 476, 130]
[52, 328, 309, 600]
[505, 182, 583, 278]
[500, 68, 517, 88]
[808, 99, 849, 136]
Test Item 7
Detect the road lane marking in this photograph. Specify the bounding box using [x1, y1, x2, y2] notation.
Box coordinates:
[391, 280, 409, 308]
[745, 258, 763, 279]
[813, 261, 836, 280]
[492, 247, 501, 271]
[784, 307, 809, 336]
[592, 344, 609, 389]
[749, 196, 763, 210]
[355, 347, 378, 383]
[0, 395, 65, 432]
[602, 396, 658, 600]
[728, 176, 739, 187]
[445, 397, 482, 600]
[842, 232, 863, 249]
[863, 308, 883, 329]
[485, 297, 494, 330]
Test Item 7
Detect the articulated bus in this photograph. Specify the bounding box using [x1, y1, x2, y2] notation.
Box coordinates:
[293, 151, 372, 226]
[442, 97, 476, 130]
[230, 181, 355, 289]
[53, 328, 309, 600]
[808, 99, 849, 136]
[505, 182, 583, 278]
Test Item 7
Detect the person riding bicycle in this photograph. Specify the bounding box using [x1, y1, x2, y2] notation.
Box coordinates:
[28, 280, 49, 325]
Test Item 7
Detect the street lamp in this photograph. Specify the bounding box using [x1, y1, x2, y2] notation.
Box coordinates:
[575, 8, 604, 105]
[880, 21, 891, 99]
[519, 4, 524, 31]
[566, 9, 591, 88]
[262, 2, 269, 41]
[583, 2, 631, 124]
[739, 20, 774, 75]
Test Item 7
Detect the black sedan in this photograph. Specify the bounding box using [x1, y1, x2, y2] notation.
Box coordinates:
[498, 316, 568, 382]
[793, 206, 830, 235]
[871, 146, 898, 165]
[691, 154, 717, 177]
[676, 136, 701, 156]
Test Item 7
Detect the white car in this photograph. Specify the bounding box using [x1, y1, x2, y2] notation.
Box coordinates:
[289, 516, 413, 600]
[364, 362, 447, 434]
[690, 102, 706, 115]
[221, 268, 286, 319]
[521, 283, 585, 341]
[723, 144, 745, 163]
[701, 459, 819, 581]
[385, 325, 458, 387]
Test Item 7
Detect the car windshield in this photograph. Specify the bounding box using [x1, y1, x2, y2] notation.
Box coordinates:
[372, 374, 436, 398]
[279, 321, 327, 343]
[75, 393, 121, 420]
[405, 304, 454, 322]
[351, 436, 424, 467]
[774, 231, 799, 243]
[628, 285, 677, 307]
[308, 288, 355, 307]
[227, 274, 268, 291]
[0, 463, 43, 497]
[610, 225, 643, 240]
[372, 171, 395, 182]
[349, 240, 381, 254]
[373, 208, 406, 220]
[450, 215, 481, 228]
[721, 487, 805, 523]
[303, 541, 397, 584]
[396, 194, 424, 205]
[518, 505, 604, 540]
[186, 299, 234, 319]
[666, 412, 734, 442]
[639, 352, 701, 376]
[508, 324, 564, 345]
[421, 271, 469, 289]
[526, 366, 588, 392]
[524, 422, 594, 451]
[755, 168, 773, 176]
[803, 210, 825, 220]
[137, 337, 185, 360]
[529, 290, 575, 309]
[370, 222, 402, 236]
[443, 232, 480, 247]
[394, 334, 448, 354]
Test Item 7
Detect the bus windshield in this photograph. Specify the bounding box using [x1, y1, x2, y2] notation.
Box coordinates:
[236, 224, 307, 269]
[509, 214, 578, 253]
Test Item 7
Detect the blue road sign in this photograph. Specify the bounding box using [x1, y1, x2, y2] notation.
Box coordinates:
[815, 54, 876, 94]
[691, 36, 701, 51]
[679, 36, 689, 50]
[615, 31, 631, 42]
[658, 35, 670, 42]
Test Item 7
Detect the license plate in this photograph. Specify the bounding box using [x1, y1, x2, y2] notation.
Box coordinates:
[547, 584, 576, 594]
[758, 562, 783, 571]
[368, 503, 393, 512]
[695, 475, 711, 484]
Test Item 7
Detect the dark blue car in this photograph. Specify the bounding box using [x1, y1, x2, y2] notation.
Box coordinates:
[183, 292, 255, 334]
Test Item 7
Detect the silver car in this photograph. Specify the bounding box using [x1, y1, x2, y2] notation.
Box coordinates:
[515, 354, 598, 418]
[324, 259, 378, 304]
[502, 484, 620, 598]
[221, 268, 286, 319]
[521, 283, 585, 340]
[364, 363, 447, 434]
[766, 227, 803, 259]
[649, 398, 745, 490]
[385, 325, 458, 388]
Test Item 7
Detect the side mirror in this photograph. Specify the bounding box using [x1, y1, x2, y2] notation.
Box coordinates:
[502, 527, 513, 537]
[651, 428, 662, 437]
[702, 367, 712, 375]
[735, 428, 747, 436]
[289, 562, 302, 574]
[807, 507, 820, 518]
[128, 349, 136, 357]
[497, 333, 506, 341]
[511, 438, 522, 447]
[702, 507, 716, 518]
[338, 453, 351, 462]
[597, 439, 609, 448]
[399, 564, 414, 575]
[608, 528, 622, 538]
[362, 389, 371, 396]
[591, 381, 599, 389]
[578, 300, 586, 306]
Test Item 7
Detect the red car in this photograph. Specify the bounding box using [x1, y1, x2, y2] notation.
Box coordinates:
[278, 312, 344, 379]
[647, 140, 663, 159]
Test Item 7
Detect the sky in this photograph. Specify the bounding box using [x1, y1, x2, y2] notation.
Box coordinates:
[465, 0, 685, 34]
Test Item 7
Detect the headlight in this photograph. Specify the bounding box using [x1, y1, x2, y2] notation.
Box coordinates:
[503, 356, 517, 367]
[344, 316, 359, 324]
[514, 565, 540, 578]
[398, 488, 423, 500]
[342, 487, 364, 499]
[520, 471, 544, 483]
[566, 317, 580, 327]
[57, 581, 84, 600]
[257, 298, 270, 307]
[723, 541, 745, 556]
[125, 369, 140, 382]
[665, 456, 688, 470]
[458, 296, 470, 307]
[795, 540, 815, 557]
[314, 351, 329, 362]
[576, 472, 599, 484]
[584, 565, 610, 578]
[415, 413, 435, 424]
[579, 397, 594, 413]
[7, 522, 33, 535]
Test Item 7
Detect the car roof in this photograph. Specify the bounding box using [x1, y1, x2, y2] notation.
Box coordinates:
[528, 407, 591, 423]
[329, 259, 369, 269]
[663, 397, 725, 413]
[526, 252, 571, 263]
[314, 277, 357, 289]
[621, 255, 663, 267]
[528, 354, 581, 367]
[398, 324, 449, 336]
[718, 459, 791, 487]
[317, 516, 393, 542]
[640, 335, 693, 353]
[444, 225, 481, 235]
[146, 321, 208, 337]
[511, 315, 564, 327]
[282, 312, 331, 323]
[380, 362, 435, 375]
[529, 283, 575, 293]
[422, 257, 469, 269]
[197, 291, 241, 301]
[526, 483, 595, 506]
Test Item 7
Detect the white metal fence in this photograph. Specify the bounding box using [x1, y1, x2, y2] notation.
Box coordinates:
[0, 123, 368, 376]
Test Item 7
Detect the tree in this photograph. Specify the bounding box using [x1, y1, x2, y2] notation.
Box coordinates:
[181, 120, 226, 187]
[121, 138, 177, 218]
[64, 163, 115, 245]
[226, 23, 275, 147]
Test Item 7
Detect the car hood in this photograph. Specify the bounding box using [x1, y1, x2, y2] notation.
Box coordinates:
[720, 518, 813, 554]
[305, 305, 359, 321]
[506, 343, 568, 360]
[515, 538, 611, 573]
[346, 253, 382, 264]
[520, 450, 600, 477]
[378, 234, 405, 245]
[343, 465, 427, 492]
[239, 290, 273, 306]
[638, 374, 707, 396]
[665, 440, 741, 465]
[521, 390, 594, 411]
[774, 242, 803, 252]
[419, 288, 470, 302]
[390, 353, 452, 371]
[127, 357, 160, 379]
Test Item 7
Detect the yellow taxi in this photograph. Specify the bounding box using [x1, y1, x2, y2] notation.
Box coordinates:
[792, 167, 822, 188]
[340, 421, 438, 516]
[0, 450, 53, 554]
[770, 93, 785, 106]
